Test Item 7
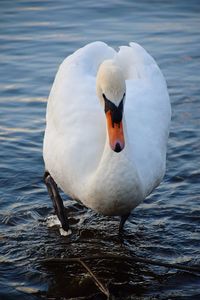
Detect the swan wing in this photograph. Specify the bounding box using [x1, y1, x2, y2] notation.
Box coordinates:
[116, 43, 171, 195]
[44, 42, 116, 194]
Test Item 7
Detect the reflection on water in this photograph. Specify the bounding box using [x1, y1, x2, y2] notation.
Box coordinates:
[0, 0, 200, 299]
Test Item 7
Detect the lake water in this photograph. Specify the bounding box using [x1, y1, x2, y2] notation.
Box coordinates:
[0, 0, 200, 299]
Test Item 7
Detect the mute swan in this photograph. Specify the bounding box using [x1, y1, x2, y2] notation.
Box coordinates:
[43, 41, 171, 234]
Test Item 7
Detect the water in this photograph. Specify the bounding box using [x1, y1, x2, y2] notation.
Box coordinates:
[0, 0, 200, 299]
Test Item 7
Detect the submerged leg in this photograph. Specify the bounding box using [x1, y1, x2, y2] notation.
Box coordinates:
[44, 171, 69, 232]
[119, 213, 130, 233]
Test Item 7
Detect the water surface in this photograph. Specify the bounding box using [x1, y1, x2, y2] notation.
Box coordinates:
[0, 0, 200, 299]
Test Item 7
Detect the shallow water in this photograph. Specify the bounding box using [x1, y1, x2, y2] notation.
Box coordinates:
[0, 0, 200, 299]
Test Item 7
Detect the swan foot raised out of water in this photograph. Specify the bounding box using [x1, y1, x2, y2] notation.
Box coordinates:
[44, 171, 69, 232]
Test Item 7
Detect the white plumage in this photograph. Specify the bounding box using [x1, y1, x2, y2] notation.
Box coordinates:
[43, 41, 171, 217]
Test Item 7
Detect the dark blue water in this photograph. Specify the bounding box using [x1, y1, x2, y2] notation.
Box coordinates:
[0, 0, 200, 299]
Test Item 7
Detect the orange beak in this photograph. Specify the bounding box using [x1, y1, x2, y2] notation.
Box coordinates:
[106, 111, 125, 153]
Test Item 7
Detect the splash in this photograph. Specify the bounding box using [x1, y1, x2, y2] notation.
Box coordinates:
[46, 215, 72, 236]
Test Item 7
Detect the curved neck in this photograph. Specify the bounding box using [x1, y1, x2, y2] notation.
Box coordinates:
[78, 117, 144, 212]
[96, 118, 139, 183]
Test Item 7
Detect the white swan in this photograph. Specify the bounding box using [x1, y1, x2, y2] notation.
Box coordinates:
[43, 41, 171, 232]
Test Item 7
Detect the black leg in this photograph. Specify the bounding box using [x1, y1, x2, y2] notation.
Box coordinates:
[119, 213, 130, 233]
[44, 171, 69, 232]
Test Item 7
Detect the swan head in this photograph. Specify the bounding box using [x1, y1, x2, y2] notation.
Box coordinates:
[96, 60, 126, 153]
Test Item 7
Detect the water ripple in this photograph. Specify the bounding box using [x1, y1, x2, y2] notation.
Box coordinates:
[0, 0, 200, 299]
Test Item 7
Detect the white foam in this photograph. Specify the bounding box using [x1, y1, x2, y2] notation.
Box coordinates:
[59, 227, 72, 236]
[46, 215, 72, 236]
[46, 215, 61, 227]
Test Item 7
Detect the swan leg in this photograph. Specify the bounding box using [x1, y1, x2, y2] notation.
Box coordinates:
[119, 214, 130, 233]
[44, 171, 69, 232]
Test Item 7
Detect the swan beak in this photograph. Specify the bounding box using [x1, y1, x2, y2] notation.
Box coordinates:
[106, 111, 125, 153]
